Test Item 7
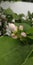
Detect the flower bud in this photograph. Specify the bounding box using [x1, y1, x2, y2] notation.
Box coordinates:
[21, 32, 26, 37]
[11, 33, 17, 39]
[8, 23, 17, 32]
[19, 25, 23, 31]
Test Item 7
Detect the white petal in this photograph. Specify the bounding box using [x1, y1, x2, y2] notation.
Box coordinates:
[12, 19, 15, 22]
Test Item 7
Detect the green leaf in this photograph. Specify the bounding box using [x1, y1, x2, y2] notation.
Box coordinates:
[13, 13, 19, 19]
[23, 51, 33, 65]
[26, 27, 33, 34]
[22, 23, 31, 31]
[28, 36, 33, 40]
[15, 23, 31, 31]
[3, 8, 14, 15]
[0, 36, 33, 65]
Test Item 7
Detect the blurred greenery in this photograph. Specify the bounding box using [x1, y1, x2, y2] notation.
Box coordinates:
[0, 36, 33, 65]
[0, 6, 33, 65]
[0, 8, 33, 40]
[23, 51, 33, 65]
[0, 0, 33, 2]
[0, 0, 21, 2]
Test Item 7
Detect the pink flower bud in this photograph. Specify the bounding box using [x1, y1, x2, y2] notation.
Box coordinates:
[21, 32, 26, 37]
[8, 23, 17, 32]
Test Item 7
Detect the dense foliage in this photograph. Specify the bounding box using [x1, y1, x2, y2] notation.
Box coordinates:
[0, 0, 33, 2]
[0, 3, 33, 65]
[0, 7, 33, 44]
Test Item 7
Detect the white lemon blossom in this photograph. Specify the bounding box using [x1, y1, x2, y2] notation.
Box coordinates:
[6, 25, 11, 36]
[19, 25, 23, 31]
[11, 33, 17, 39]
[22, 16, 26, 20]
[21, 32, 27, 37]
[12, 19, 15, 23]
[32, 18, 33, 21]
[1, 15, 6, 19]
[8, 23, 18, 32]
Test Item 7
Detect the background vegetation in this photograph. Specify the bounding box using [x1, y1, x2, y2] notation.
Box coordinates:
[0, 1, 33, 65]
[0, 0, 33, 2]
